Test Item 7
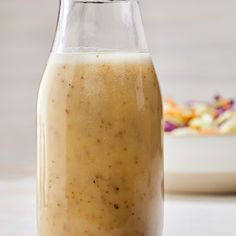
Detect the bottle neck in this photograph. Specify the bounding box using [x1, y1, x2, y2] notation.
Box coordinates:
[52, 0, 148, 53]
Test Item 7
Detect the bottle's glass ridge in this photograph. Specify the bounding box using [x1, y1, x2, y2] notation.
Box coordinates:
[53, 0, 148, 53]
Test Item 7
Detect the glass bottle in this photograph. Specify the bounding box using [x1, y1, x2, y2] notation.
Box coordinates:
[37, 1, 164, 236]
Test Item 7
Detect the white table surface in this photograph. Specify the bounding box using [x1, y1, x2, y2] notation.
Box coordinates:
[1, 175, 236, 236]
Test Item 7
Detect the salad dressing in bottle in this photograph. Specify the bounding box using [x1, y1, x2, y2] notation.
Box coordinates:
[37, 1, 164, 236]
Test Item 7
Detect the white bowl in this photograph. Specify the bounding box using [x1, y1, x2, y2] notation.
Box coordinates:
[164, 134, 236, 193]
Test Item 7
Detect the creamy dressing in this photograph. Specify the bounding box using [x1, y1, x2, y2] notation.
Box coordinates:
[37, 52, 163, 236]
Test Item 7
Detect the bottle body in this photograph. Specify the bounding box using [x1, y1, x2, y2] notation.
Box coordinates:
[37, 1, 163, 236]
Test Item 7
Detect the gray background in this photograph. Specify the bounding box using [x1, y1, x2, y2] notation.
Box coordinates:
[0, 0, 236, 174]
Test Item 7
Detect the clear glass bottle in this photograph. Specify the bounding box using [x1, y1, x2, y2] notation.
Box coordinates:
[37, 1, 163, 236]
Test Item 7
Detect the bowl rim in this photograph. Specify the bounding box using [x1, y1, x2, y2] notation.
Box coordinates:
[164, 133, 236, 139]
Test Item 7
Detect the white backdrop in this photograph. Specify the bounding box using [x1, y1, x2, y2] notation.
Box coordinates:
[0, 0, 236, 174]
